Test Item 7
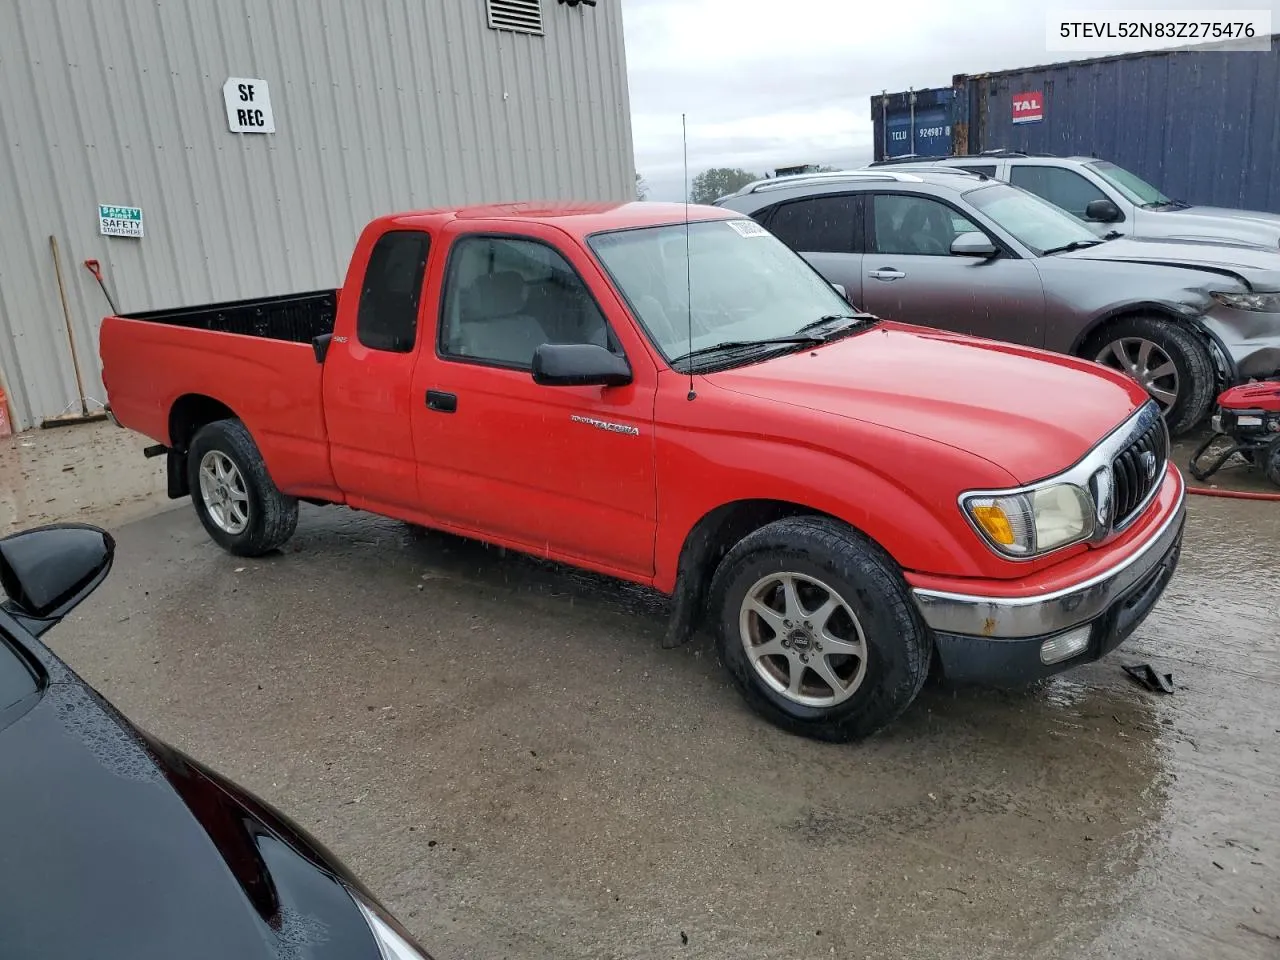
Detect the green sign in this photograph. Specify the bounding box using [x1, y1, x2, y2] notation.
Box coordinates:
[99, 203, 143, 238]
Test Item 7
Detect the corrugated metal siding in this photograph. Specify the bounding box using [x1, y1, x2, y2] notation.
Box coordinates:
[0, 0, 633, 431]
[962, 38, 1280, 212]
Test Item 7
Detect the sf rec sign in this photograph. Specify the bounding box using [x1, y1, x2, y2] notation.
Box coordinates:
[222, 77, 276, 133]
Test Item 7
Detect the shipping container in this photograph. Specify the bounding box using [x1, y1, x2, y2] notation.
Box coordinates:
[870, 36, 1280, 212]
[870, 87, 956, 160]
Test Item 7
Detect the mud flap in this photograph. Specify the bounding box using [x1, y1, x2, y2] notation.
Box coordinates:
[167, 449, 190, 499]
[662, 573, 699, 649]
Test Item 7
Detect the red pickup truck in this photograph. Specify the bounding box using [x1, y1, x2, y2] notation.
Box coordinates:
[100, 201, 1186, 741]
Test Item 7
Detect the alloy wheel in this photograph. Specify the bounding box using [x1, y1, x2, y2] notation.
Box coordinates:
[198, 450, 250, 535]
[1095, 337, 1180, 412]
[738, 572, 869, 708]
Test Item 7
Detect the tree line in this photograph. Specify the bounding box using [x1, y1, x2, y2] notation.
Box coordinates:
[635, 168, 839, 204]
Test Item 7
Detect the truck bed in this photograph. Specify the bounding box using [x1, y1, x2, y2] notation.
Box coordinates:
[100, 290, 341, 502]
[123, 289, 337, 344]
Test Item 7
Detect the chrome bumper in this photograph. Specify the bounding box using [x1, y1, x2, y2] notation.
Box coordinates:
[912, 487, 1186, 640]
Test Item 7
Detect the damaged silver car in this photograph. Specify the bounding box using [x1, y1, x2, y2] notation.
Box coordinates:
[715, 168, 1280, 436]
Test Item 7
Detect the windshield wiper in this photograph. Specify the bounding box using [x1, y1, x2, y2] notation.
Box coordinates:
[795, 312, 879, 334]
[670, 335, 827, 366]
[1042, 239, 1105, 255]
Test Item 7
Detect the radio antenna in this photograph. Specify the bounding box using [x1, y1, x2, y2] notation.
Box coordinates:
[683, 113, 696, 402]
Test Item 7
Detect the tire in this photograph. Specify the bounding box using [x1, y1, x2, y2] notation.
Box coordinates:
[1265, 437, 1280, 489]
[187, 419, 298, 557]
[1087, 315, 1216, 437]
[708, 516, 931, 743]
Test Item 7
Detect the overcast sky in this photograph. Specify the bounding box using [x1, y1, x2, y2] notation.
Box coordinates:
[623, 0, 1280, 200]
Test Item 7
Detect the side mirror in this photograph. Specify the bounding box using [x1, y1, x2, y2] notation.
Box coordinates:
[0, 524, 114, 636]
[1085, 199, 1122, 223]
[531, 343, 632, 388]
[950, 232, 999, 258]
[830, 282, 848, 300]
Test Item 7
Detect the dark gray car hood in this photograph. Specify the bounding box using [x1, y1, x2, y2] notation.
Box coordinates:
[1059, 236, 1280, 291]
[0, 677, 382, 960]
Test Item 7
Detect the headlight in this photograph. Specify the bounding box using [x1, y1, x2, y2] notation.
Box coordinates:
[963, 483, 1095, 557]
[1211, 290, 1280, 313]
[351, 892, 434, 960]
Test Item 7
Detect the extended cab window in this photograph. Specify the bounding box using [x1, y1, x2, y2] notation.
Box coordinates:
[956, 163, 996, 177]
[869, 195, 980, 256]
[439, 236, 617, 368]
[765, 195, 857, 253]
[1009, 165, 1108, 220]
[357, 230, 431, 352]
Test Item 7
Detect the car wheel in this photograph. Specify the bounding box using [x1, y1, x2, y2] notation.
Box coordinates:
[709, 516, 931, 742]
[1090, 315, 1215, 437]
[1265, 437, 1280, 488]
[187, 419, 299, 557]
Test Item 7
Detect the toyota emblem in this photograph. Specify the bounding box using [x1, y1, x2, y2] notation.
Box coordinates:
[1140, 451, 1158, 480]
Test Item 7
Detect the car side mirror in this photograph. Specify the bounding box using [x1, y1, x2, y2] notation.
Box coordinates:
[1085, 199, 1122, 223]
[0, 524, 115, 635]
[531, 343, 632, 388]
[950, 232, 999, 258]
[830, 282, 847, 299]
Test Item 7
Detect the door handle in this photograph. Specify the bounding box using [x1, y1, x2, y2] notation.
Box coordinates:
[869, 268, 905, 281]
[425, 390, 457, 413]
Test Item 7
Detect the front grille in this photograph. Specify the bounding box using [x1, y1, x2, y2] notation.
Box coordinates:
[1111, 416, 1167, 527]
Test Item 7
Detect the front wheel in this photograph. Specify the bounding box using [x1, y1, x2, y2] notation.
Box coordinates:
[709, 516, 931, 742]
[187, 419, 299, 557]
[1089, 315, 1215, 437]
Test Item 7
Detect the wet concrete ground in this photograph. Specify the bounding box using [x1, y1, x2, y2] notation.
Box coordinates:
[3, 424, 1279, 959]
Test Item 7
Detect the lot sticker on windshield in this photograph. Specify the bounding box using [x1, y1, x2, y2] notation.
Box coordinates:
[727, 219, 769, 238]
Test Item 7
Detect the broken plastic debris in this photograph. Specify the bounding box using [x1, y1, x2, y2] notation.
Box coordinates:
[1123, 663, 1174, 694]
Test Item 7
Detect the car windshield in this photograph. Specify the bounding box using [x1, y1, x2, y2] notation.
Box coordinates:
[587, 219, 857, 365]
[964, 183, 1103, 256]
[1087, 160, 1173, 207]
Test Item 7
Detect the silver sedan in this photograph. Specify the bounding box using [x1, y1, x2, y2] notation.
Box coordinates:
[715, 168, 1280, 436]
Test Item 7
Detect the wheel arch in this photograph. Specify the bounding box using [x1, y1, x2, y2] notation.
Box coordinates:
[1069, 302, 1204, 357]
[169, 393, 241, 450]
[165, 394, 242, 499]
[661, 498, 878, 650]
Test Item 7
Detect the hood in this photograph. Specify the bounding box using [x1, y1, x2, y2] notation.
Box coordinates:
[1059, 236, 1280, 290]
[707, 323, 1147, 484]
[1141, 204, 1280, 247]
[0, 678, 383, 960]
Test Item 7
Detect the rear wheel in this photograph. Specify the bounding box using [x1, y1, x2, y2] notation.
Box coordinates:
[710, 516, 930, 742]
[1088, 315, 1215, 437]
[187, 419, 298, 556]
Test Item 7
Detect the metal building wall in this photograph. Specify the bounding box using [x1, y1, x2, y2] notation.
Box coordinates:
[959, 38, 1280, 212]
[0, 0, 634, 431]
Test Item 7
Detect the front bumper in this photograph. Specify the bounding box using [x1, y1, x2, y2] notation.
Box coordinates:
[1200, 311, 1280, 381]
[912, 484, 1186, 686]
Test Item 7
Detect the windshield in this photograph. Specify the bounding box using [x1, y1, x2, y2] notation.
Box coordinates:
[964, 183, 1102, 256]
[1087, 160, 1172, 207]
[587, 219, 856, 364]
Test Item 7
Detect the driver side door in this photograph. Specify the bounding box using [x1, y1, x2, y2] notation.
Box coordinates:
[410, 223, 659, 579]
[858, 192, 1048, 346]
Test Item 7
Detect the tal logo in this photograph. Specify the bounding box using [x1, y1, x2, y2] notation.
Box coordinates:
[1012, 91, 1044, 124]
